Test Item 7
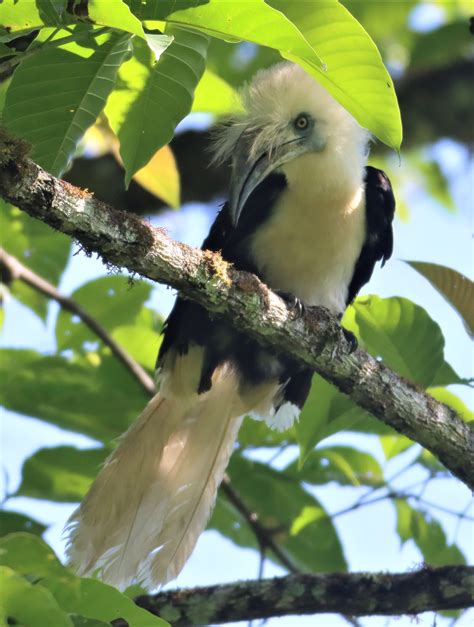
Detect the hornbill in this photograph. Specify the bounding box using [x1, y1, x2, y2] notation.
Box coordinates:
[67, 62, 395, 589]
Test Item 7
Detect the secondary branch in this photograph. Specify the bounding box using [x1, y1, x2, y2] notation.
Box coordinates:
[135, 566, 474, 625]
[0, 133, 472, 490]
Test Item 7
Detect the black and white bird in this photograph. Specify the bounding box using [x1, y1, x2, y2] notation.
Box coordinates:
[67, 62, 395, 589]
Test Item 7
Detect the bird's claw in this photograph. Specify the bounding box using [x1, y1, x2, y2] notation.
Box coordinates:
[341, 327, 358, 353]
[275, 290, 305, 319]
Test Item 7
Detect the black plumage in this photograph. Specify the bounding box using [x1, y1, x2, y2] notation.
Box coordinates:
[157, 166, 395, 413]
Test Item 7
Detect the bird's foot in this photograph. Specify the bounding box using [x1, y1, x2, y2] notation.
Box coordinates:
[275, 290, 305, 319]
[341, 327, 358, 353]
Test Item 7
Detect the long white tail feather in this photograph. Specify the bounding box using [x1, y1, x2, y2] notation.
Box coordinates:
[66, 372, 242, 589]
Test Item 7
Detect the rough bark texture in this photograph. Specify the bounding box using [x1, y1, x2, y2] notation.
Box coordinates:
[0, 133, 473, 491]
[135, 567, 474, 626]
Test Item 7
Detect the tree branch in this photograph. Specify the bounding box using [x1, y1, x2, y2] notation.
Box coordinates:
[134, 566, 474, 625]
[0, 133, 472, 491]
[0, 247, 156, 395]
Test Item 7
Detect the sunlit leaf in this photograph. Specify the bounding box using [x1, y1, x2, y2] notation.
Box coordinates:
[0, 349, 147, 442]
[132, 145, 181, 208]
[192, 68, 240, 115]
[407, 261, 474, 338]
[394, 500, 466, 566]
[0, 511, 47, 537]
[379, 434, 413, 460]
[268, 0, 402, 149]
[112, 324, 161, 371]
[17, 446, 108, 502]
[105, 26, 208, 185]
[143, 0, 324, 68]
[3, 27, 132, 176]
[56, 275, 153, 352]
[286, 446, 384, 487]
[343, 296, 452, 388]
[0, 0, 68, 32]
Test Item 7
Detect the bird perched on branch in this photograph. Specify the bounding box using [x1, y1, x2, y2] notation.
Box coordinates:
[67, 62, 395, 589]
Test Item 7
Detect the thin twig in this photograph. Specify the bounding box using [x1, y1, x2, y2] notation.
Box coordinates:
[221, 475, 298, 574]
[0, 247, 156, 395]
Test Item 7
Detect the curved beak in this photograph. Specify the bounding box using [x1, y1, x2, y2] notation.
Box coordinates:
[228, 135, 309, 226]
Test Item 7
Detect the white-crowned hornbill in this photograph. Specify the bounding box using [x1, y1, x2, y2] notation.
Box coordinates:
[67, 62, 395, 589]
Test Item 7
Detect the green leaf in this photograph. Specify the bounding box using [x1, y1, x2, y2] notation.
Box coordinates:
[112, 325, 161, 371]
[224, 455, 346, 572]
[3, 27, 132, 176]
[409, 154, 456, 212]
[0, 349, 148, 442]
[0, 511, 47, 537]
[0, 200, 70, 320]
[410, 21, 473, 71]
[0, 566, 73, 627]
[71, 616, 111, 627]
[286, 446, 384, 487]
[142, 0, 324, 68]
[0, 533, 168, 626]
[106, 26, 208, 185]
[17, 446, 108, 502]
[0, 533, 68, 579]
[56, 275, 153, 352]
[407, 261, 474, 338]
[87, 0, 145, 39]
[192, 68, 240, 115]
[296, 374, 372, 462]
[268, 0, 402, 150]
[343, 296, 448, 388]
[0, 0, 68, 33]
[379, 434, 413, 460]
[394, 500, 466, 566]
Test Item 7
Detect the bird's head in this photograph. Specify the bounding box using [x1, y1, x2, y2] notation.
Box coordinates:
[213, 62, 370, 224]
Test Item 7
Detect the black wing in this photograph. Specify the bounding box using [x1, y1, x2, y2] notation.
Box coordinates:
[347, 166, 395, 304]
[156, 172, 288, 375]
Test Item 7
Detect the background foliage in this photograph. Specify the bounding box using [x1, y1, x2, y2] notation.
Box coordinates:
[0, 1, 472, 626]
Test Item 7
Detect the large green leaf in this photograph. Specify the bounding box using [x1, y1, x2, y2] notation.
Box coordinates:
[3, 27, 131, 176]
[394, 500, 466, 566]
[268, 0, 402, 149]
[223, 455, 346, 572]
[285, 446, 384, 487]
[0, 511, 47, 537]
[106, 26, 209, 185]
[407, 261, 474, 338]
[0, 349, 147, 442]
[0, 0, 68, 33]
[343, 295, 455, 388]
[0, 533, 168, 626]
[55, 275, 153, 352]
[17, 446, 108, 502]
[0, 201, 70, 320]
[138, 0, 323, 67]
[0, 566, 73, 627]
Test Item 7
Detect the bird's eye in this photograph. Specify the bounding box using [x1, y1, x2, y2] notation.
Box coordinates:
[294, 113, 310, 131]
